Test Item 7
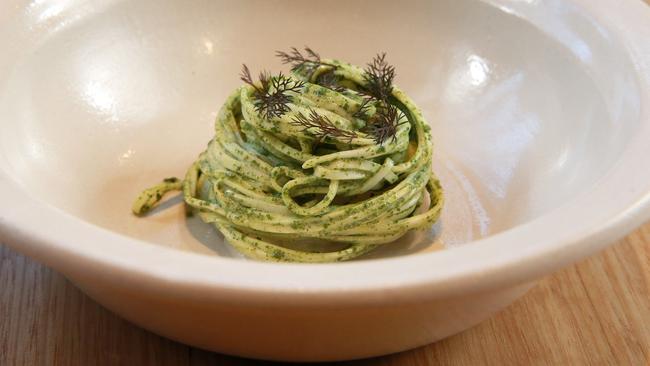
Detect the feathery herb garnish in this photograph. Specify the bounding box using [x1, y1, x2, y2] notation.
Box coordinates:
[243, 50, 404, 144]
[240, 64, 270, 92]
[317, 71, 347, 93]
[291, 108, 358, 143]
[362, 53, 396, 101]
[276, 47, 336, 79]
[352, 97, 374, 119]
[240, 64, 305, 119]
[356, 53, 403, 144]
[363, 103, 406, 145]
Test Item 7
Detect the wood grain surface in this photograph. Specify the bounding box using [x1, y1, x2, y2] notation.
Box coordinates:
[2, 0, 650, 362]
[1, 221, 649, 365]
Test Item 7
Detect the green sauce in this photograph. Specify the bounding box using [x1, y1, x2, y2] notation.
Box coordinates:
[132, 57, 443, 262]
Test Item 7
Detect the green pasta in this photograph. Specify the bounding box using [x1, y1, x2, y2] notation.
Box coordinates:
[133, 51, 443, 262]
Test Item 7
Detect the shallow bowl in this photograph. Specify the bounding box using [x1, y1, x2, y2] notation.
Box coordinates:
[1, 0, 650, 361]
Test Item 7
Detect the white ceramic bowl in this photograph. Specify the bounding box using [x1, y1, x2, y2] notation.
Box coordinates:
[1, 0, 649, 361]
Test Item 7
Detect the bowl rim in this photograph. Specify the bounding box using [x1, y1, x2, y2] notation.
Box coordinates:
[1, 0, 649, 305]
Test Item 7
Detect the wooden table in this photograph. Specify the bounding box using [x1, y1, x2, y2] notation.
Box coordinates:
[1, 221, 649, 365]
[2, 0, 650, 359]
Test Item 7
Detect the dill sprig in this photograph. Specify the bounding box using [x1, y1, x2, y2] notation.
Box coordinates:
[276, 47, 336, 79]
[291, 108, 358, 144]
[317, 71, 347, 93]
[240, 64, 270, 92]
[363, 103, 407, 145]
[242, 51, 404, 145]
[361, 53, 395, 101]
[240, 64, 305, 119]
[355, 53, 404, 144]
[352, 98, 374, 119]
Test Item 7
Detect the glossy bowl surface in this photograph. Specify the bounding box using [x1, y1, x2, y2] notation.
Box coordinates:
[1, 0, 649, 361]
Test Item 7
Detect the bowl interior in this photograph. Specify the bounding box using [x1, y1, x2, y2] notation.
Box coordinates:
[0, 0, 640, 259]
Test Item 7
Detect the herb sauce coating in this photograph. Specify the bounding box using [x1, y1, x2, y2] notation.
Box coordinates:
[133, 51, 443, 262]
